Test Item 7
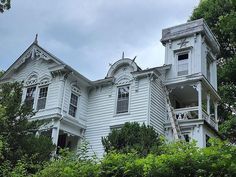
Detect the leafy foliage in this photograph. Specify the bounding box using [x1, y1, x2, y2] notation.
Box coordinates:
[219, 115, 236, 143]
[101, 122, 161, 156]
[191, 0, 236, 143]
[0, 82, 55, 176]
[0, 0, 10, 13]
[36, 139, 236, 177]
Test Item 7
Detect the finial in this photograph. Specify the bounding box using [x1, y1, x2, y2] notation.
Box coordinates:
[122, 52, 124, 59]
[34, 34, 38, 44]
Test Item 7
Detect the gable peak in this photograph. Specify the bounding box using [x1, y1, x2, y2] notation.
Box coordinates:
[33, 34, 38, 44]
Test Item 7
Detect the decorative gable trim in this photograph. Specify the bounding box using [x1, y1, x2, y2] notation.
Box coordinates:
[25, 71, 39, 86]
[114, 74, 133, 86]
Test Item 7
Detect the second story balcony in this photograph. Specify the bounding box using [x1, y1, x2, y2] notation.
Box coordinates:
[166, 80, 220, 130]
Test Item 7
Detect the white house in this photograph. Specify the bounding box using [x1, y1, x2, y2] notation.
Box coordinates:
[0, 19, 220, 158]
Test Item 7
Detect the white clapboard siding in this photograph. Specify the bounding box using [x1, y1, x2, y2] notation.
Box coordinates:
[12, 59, 65, 117]
[149, 79, 167, 135]
[62, 75, 88, 124]
[85, 78, 150, 158]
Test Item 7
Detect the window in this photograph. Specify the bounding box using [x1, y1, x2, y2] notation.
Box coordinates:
[69, 93, 78, 117]
[207, 59, 211, 82]
[37, 87, 48, 110]
[177, 53, 188, 76]
[116, 85, 129, 114]
[25, 86, 36, 108]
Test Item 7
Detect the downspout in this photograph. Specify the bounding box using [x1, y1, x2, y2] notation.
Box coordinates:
[147, 73, 153, 125]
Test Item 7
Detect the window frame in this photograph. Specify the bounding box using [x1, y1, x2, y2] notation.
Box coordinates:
[115, 84, 130, 115]
[175, 50, 191, 77]
[68, 92, 79, 118]
[25, 86, 37, 109]
[36, 86, 48, 110]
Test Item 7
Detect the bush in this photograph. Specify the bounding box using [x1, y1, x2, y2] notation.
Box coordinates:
[36, 138, 236, 177]
[102, 122, 161, 156]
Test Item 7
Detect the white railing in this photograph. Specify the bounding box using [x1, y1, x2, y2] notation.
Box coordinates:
[174, 106, 198, 120]
[202, 109, 217, 129]
[202, 109, 209, 120]
[173, 107, 217, 129]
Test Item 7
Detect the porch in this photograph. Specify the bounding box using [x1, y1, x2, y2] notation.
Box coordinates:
[38, 118, 85, 153]
[167, 81, 219, 130]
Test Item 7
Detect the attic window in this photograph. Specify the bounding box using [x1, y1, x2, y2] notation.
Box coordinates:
[177, 53, 189, 76]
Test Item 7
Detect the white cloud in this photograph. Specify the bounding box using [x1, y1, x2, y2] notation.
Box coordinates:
[0, 0, 199, 80]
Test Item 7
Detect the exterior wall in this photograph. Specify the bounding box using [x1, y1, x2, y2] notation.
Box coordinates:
[149, 78, 167, 135]
[85, 77, 150, 158]
[202, 124, 218, 147]
[62, 75, 88, 126]
[11, 58, 64, 119]
[165, 35, 202, 80]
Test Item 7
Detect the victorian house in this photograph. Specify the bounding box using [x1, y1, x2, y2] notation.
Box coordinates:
[0, 19, 220, 158]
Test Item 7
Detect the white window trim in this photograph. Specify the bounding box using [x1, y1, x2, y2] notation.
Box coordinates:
[68, 90, 80, 118]
[175, 49, 192, 77]
[114, 84, 131, 116]
[24, 76, 50, 111]
[36, 85, 49, 110]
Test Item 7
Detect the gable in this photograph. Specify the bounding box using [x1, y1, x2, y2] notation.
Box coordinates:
[0, 43, 67, 83]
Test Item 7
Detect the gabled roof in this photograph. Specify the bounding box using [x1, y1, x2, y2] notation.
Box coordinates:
[0, 41, 92, 85]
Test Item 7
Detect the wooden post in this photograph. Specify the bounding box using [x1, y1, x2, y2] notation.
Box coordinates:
[197, 82, 202, 119]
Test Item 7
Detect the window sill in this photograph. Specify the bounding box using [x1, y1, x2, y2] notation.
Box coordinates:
[113, 112, 130, 117]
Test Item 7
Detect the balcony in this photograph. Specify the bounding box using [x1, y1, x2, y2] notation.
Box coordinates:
[173, 106, 218, 130]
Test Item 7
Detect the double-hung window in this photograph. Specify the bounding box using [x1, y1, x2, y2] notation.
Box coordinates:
[37, 86, 48, 110]
[177, 53, 189, 76]
[25, 86, 36, 108]
[207, 59, 211, 82]
[69, 93, 78, 117]
[116, 85, 129, 114]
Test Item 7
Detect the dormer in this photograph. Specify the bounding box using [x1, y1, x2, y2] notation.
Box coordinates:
[161, 19, 220, 90]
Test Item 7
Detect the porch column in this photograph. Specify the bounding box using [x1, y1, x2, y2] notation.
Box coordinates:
[51, 119, 60, 145]
[197, 82, 202, 119]
[207, 93, 210, 120]
[214, 102, 218, 130]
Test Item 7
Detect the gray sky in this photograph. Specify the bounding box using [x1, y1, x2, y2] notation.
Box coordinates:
[0, 0, 199, 80]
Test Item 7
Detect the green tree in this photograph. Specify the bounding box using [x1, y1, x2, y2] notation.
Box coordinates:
[191, 0, 236, 143]
[36, 139, 236, 177]
[101, 122, 161, 156]
[0, 82, 55, 176]
[0, 0, 10, 13]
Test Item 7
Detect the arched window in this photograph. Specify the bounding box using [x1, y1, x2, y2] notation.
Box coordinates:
[24, 73, 51, 110]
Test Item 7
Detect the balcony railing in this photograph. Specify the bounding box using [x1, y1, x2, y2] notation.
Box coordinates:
[202, 109, 217, 129]
[171, 107, 217, 130]
[174, 106, 198, 120]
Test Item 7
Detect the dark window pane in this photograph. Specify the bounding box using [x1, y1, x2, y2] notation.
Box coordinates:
[69, 105, 77, 117]
[25, 86, 36, 108]
[178, 53, 188, 60]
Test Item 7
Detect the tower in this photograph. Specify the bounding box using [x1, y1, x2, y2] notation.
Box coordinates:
[161, 19, 221, 147]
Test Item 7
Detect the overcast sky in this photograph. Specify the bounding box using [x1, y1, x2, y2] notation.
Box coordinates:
[0, 0, 199, 80]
